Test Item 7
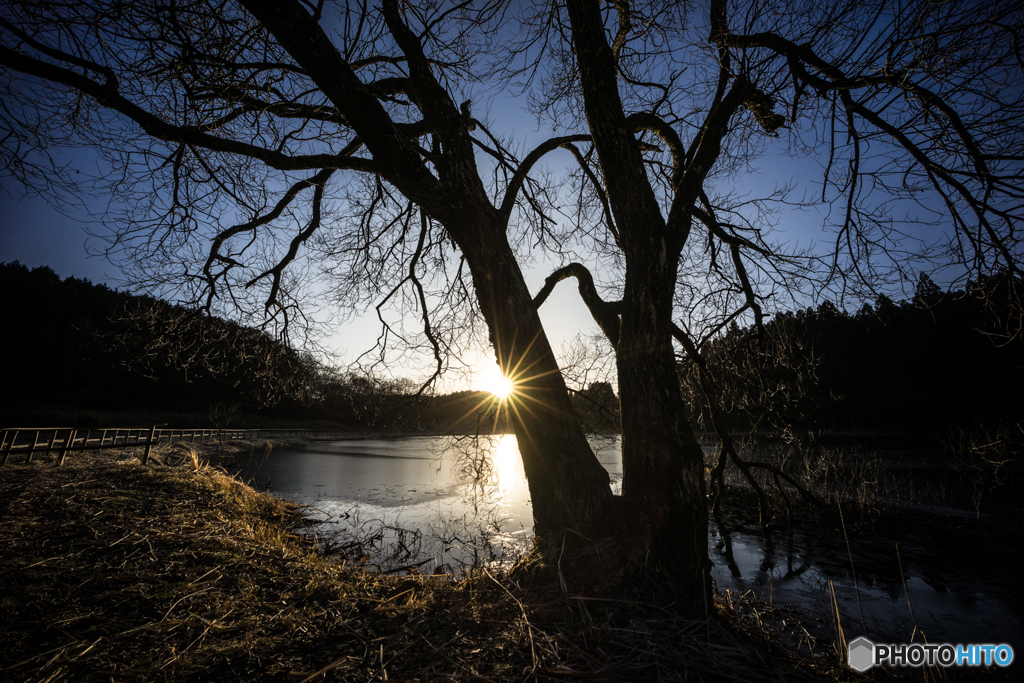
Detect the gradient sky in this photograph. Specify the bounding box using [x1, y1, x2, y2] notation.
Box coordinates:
[0, 2, 965, 393]
[0, 171, 610, 391]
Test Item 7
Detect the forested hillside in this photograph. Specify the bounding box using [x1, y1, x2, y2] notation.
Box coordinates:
[1, 262, 324, 424]
[680, 272, 1024, 436]
[0, 262, 514, 431]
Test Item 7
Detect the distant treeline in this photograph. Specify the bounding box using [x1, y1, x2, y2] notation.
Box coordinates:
[1, 261, 319, 425]
[0, 261, 500, 430]
[7, 261, 1016, 436]
[679, 272, 1024, 435]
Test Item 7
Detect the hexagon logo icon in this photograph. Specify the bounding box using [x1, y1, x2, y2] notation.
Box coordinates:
[848, 636, 875, 672]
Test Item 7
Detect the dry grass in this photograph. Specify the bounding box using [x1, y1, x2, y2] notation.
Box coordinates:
[1, 450, 873, 682]
[715, 439, 925, 521]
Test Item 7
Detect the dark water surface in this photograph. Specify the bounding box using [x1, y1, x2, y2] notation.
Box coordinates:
[238, 435, 1023, 652]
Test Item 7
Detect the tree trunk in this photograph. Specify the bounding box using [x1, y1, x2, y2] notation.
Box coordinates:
[617, 251, 711, 612]
[562, 0, 712, 611]
[456, 212, 613, 540]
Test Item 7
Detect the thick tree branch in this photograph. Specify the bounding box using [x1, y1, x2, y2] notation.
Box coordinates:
[239, 0, 455, 221]
[626, 111, 686, 187]
[0, 45, 378, 174]
[379, 0, 480, 191]
[534, 263, 621, 350]
[498, 134, 591, 226]
[564, 0, 667, 247]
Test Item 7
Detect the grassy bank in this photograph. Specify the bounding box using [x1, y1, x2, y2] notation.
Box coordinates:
[0, 451, 904, 682]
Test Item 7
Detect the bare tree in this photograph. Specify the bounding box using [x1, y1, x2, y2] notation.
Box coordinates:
[0, 0, 613, 573]
[2, 0, 1021, 611]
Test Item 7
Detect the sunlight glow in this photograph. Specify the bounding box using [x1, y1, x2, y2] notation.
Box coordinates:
[491, 434, 523, 495]
[491, 375, 515, 400]
[481, 362, 515, 400]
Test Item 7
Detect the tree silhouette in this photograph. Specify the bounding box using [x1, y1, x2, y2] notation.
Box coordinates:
[914, 272, 943, 308]
[683, 274, 1024, 436]
[2, 0, 1021, 609]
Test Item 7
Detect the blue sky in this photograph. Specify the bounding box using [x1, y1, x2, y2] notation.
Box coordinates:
[0, 190, 112, 283]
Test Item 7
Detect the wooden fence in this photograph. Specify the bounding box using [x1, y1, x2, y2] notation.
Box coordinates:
[0, 427, 260, 467]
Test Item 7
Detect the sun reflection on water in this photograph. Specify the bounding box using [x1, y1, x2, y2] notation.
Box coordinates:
[490, 434, 524, 497]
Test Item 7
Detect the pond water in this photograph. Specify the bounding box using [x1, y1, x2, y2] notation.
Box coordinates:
[237, 435, 1023, 652]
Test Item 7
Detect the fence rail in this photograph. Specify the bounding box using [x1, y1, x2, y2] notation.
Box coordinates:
[0, 427, 261, 466]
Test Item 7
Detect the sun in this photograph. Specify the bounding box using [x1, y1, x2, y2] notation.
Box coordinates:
[481, 362, 515, 400]
[490, 374, 515, 400]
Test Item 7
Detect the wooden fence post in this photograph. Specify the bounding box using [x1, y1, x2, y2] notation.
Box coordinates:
[142, 425, 158, 465]
[58, 429, 76, 466]
[30, 430, 52, 464]
[27, 430, 40, 462]
[0, 430, 14, 467]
